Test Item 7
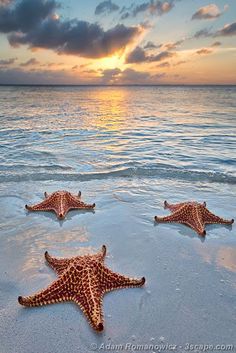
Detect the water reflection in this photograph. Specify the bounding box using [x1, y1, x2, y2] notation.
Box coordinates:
[8, 226, 94, 276]
[195, 243, 236, 273]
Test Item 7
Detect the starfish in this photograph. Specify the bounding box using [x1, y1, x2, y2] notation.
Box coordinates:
[18, 245, 145, 331]
[25, 190, 95, 219]
[154, 200, 234, 236]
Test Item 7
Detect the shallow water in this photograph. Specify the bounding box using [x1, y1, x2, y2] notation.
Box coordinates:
[0, 86, 235, 353]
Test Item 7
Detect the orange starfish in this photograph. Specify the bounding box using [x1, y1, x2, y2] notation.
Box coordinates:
[18, 245, 145, 331]
[25, 190, 95, 219]
[154, 201, 234, 236]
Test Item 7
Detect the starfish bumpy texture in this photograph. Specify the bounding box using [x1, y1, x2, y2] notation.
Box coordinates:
[25, 190, 95, 219]
[18, 245, 145, 331]
[154, 201, 234, 236]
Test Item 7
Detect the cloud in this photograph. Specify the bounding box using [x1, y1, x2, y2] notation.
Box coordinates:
[163, 39, 184, 50]
[0, 0, 59, 33]
[0, 57, 16, 65]
[214, 21, 236, 37]
[120, 0, 174, 19]
[126, 46, 146, 63]
[120, 68, 151, 83]
[192, 4, 221, 20]
[98, 66, 167, 84]
[0, 67, 81, 84]
[9, 20, 142, 58]
[126, 46, 176, 63]
[95, 0, 119, 15]
[151, 50, 176, 62]
[193, 28, 211, 39]
[193, 21, 236, 39]
[144, 39, 183, 51]
[174, 60, 186, 66]
[211, 41, 221, 47]
[0, 0, 142, 59]
[20, 58, 40, 66]
[156, 61, 170, 68]
[196, 48, 213, 55]
[99, 67, 162, 84]
[144, 41, 161, 49]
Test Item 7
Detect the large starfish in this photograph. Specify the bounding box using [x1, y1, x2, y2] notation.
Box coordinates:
[18, 245, 145, 331]
[25, 190, 95, 219]
[154, 201, 234, 236]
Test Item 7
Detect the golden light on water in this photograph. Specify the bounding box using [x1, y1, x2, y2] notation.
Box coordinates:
[195, 244, 236, 273]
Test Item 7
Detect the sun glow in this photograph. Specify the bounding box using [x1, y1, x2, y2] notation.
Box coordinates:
[93, 53, 125, 71]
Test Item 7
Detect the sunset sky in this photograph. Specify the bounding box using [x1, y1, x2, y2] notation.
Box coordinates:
[0, 0, 236, 84]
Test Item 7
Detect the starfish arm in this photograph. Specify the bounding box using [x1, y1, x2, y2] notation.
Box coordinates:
[68, 199, 95, 210]
[25, 199, 55, 212]
[92, 245, 106, 263]
[101, 266, 145, 293]
[45, 251, 71, 276]
[201, 208, 234, 225]
[18, 275, 70, 307]
[155, 205, 189, 223]
[73, 269, 104, 331]
[164, 201, 206, 212]
[164, 201, 187, 212]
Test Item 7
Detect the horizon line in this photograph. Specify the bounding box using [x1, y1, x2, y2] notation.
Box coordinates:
[0, 83, 236, 87]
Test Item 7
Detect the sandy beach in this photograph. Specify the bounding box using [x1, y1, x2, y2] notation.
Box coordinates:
[0, 86, 235, 353]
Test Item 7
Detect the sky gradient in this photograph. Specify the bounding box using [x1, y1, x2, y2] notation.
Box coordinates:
[0, 0, 236, 84]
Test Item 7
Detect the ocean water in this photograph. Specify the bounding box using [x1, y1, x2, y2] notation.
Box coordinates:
[0, 86, 235, 353]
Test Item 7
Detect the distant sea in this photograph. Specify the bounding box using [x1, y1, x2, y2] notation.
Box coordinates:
[0, 85, 235, 353]
[0, 85, 235, 184]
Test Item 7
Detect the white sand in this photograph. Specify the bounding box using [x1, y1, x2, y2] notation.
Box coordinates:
[0, 178, 235, 353]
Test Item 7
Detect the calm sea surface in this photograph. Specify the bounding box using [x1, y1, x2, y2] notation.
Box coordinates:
[0, 85, 236, 183]
[0, 86, 235, 353]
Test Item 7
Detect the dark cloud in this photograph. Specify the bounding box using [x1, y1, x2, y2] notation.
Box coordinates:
[98, 67, 167, 84]
[196, 48, 213, 55]
[126, 46, 176, 63]
[144, 41, 161, 49]
[211, 41, 221, 47]
[193, 21, 236, 39]
[0, 67, 84, 84]
[0, 57, 16, 65]
[174, 60, 186, 66]
[144, 39, 183, 51]
[214, 22, 236, 37]
[192, 4, 221, 20]
[120, 68, 151, 83]
[100, 67, 121, 82]
[100, 67, 154, 84]
[156, 61, 170, 68]
[120, 11, 130, 20]
[120, 0, 174, 19]
[0, 0, 141, 59]
[193, 28, 211, 39]
[150, 50, 176, 62]
[95, 0, 119, 15]
[126, 46, 146, 63]
[9, 20, 141, 58]
[126, 46, 177, 64]
[0, 0, 58, 33]
[163, 39, 184, 50]
[20, 58, 40, 66]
